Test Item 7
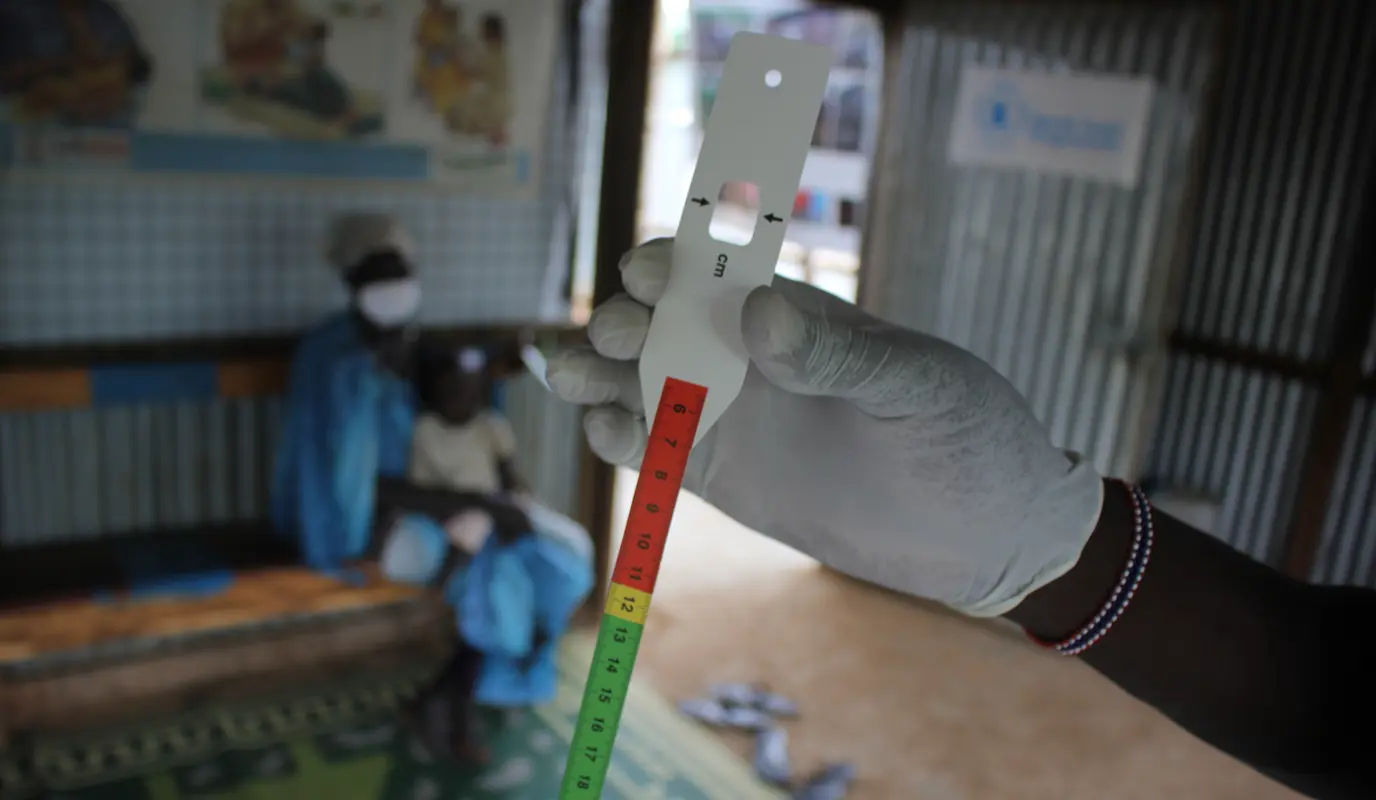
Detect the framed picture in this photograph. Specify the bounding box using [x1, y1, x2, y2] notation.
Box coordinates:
[0, 0, 561, 195]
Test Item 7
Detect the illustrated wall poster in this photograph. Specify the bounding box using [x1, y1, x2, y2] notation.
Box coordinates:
[386, 0, 554, 187]
[198, 0, 391, 140]
[0, 0, 559, 196]
[0, 0, 154, 130]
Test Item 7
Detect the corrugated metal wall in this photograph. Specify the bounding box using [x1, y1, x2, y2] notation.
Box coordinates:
[1336, 287, 1376, 582]
[1145, 0, 1376, 571]
[1311, 395, 1376, 585]
[0, 375, 585, 548]
[1169, 0, 1375, 365]
[1148, 362, 1319, 563]
[865, 1, 1219, 478]
[866, 0, 1376, 578]
[0, 398, 284, 546]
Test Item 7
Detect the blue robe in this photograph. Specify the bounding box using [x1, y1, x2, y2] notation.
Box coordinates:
[271, 313, 417, 570]
[458, 527, 595, 707]
[381, 504, 595, 707]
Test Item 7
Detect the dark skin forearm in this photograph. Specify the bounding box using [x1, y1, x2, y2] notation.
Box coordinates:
[375, 477, 531, 543]
[1006, 480, 1375, 799]
[497, 458, 527, 495]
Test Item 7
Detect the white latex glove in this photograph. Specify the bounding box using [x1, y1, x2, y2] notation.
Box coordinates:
[547, 238, 1104, 616]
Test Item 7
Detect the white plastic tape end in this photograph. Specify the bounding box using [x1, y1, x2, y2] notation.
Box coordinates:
[639, 33, 831, 443]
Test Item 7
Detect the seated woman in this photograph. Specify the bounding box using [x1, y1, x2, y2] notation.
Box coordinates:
[272, 213, 591, 761]
[272, 211, 530, 573]
[271, 212, 423, 571]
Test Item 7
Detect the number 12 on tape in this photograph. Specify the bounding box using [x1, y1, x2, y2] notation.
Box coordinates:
[560, 378, 706, 798]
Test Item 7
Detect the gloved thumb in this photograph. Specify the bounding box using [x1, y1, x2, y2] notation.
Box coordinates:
[741, 284, 908, 417]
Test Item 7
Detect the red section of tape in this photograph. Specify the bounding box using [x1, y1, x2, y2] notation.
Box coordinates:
[609, 378, 708, 594]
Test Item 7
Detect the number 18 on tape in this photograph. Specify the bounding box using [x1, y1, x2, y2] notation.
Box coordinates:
[559, 378, 707, 798]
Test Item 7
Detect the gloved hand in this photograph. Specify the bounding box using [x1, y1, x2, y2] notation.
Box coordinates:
[547, 239, 1104, 616]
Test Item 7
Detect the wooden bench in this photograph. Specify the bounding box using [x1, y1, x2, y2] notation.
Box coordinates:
[0, 475, 536, 746]
[0, 330, 586, 745]
[0, 563, 454, 746]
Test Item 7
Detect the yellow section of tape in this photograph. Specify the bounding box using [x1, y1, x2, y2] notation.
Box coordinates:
[604, 582, 652, 626]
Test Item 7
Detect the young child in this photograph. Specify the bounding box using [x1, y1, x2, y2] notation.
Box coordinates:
[399, 346, 531, 762]
[409, 346, 531, 542]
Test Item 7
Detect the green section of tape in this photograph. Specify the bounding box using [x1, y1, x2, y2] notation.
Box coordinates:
[559, 613, 646, 798]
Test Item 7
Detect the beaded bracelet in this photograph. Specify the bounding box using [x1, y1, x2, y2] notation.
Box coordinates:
[1027, 479, 1154, 656]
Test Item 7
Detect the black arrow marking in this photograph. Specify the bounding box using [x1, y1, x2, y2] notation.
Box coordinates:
[691, 197, 710, 207]
[763, 213, 782, 223]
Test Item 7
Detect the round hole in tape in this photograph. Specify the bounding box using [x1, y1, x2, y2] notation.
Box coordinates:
[765, 69, 782, 88]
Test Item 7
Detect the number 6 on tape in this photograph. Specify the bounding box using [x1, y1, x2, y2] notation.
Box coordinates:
[558, 32, 830, 800]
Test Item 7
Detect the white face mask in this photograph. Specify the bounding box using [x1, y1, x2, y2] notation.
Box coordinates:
[357, 278, 421, 327]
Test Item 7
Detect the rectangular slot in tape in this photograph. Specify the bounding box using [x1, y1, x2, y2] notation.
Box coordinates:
[708, 181, 761, 246]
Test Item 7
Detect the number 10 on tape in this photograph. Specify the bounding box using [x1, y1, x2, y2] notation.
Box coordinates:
[559, 377, 707, 798]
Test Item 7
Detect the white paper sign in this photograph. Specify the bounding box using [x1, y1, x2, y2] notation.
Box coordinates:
[948, 66, 1155, 187]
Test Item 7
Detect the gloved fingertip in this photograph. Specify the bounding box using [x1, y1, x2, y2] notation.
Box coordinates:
[583, 407, 644, 466]
[583, 408, 615, 447]
[741, 285, 810, 367]
[544, 350, 588, 402]
[620, 240, 673, 306]
[620, 236, 673, 269]
[588, 295, 650, 360]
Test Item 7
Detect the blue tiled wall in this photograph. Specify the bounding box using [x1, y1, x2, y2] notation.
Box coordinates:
[0, 55, 573, 346]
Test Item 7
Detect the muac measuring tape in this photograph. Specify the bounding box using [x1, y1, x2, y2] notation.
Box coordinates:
[559, 33, 831, 799]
